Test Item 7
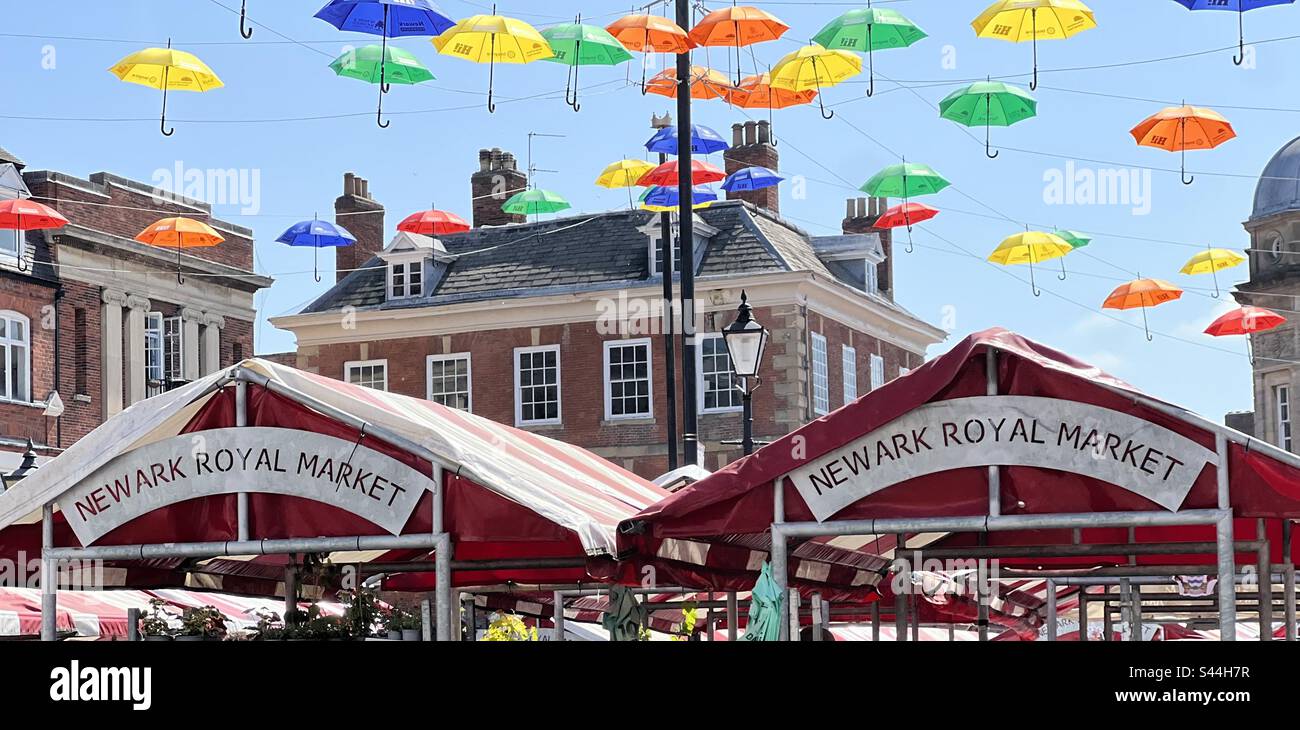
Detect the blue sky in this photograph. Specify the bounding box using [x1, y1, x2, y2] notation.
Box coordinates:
[5, 0, 1299, 421]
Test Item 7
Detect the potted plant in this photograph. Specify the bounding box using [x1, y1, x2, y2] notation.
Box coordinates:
[283, 606, 314, 641]
[399, 611, 422, 641]
[176, 605, 227, 642]
[382, 609, 404, 641]
[254, 609, 285, 641]
[338, 587, 381, 639]
[482, 612, 534, 642]
[305, 614, 346, 641]
[138, 598, 173, 641]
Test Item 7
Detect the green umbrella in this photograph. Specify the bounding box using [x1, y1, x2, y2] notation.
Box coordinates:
[939, 80, 1037, 159]
[1055, 229, 1092, 249]
[813, 5, 926, 97]
[541, 15, 632, 112]
[502, 188, 571, 219]
[741, 562, 784, 641]
[600, 585, 649, 642]
[860, 161, 950, 200]
[330, 45, 435, 129]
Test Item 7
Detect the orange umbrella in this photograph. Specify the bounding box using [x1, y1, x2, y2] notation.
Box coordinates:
[136, 216, 224, 284]
[645, 65, 734, 101]
[1130, 104, 1235, 186]
[1102, 277, 1183, 341]
[688, 6, 789, 83]
[638, 159, 726, 187]
[727, 71, 817, 109]
[606, 14, 692, 92]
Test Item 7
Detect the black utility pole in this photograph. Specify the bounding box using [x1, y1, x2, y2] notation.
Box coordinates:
[652, 114, 679, 471]
[675, 0, 699, 466]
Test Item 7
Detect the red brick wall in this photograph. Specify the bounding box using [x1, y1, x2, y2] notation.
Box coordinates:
[52, 280, 103, 448]
[0, 274, 58, 453]
[808, 311, 917, 421]
[724, 121, 780, 214]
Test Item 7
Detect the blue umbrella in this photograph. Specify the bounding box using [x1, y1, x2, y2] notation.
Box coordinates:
[645, 124, 730, 156]
[722, 166, 784, 193]
[315, 0, 454, 91]
[1171, 0, 1295, 65]
[276, 217, 356, 282]
[640, 185, 717, 210]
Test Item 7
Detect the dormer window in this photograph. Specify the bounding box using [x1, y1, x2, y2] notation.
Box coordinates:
[389, 260, 423, 299]
[380, 231, 454, 302]
[651, 231, 682, 276]
[638, 212, 717, 277]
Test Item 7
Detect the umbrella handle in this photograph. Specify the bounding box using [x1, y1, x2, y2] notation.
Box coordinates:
[1029, 256, 1041, 297]
[1141, 305, 1153, 342]
[240, 0, 253, 39]
[380, 6, 391, 93]
[865, 28, 874, 98]
[813, 59, 834, 120]
[160, 74, 174, 137]
[985, 115, 999, 159]
[569, 46, 582, 113]
[1211, 262, 1221, 298]
[377, 82, 390, 128]
[1180, 137, 1194, 185]
[1057, 256, 1067, 281]
[905, 225, 914, 254]
[176, 245, 185, 286]
[1233, 11, 1245, 66]
[1029, 9, 1039, 91]
[487, 36, 498, 113]
[314, 245, 322, 283]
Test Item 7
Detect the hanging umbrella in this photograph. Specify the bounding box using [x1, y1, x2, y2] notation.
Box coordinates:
[741, 562, 783, 641]
[812, 5, 927, 97]
[645, 124, 731, 156]
[600, 585, 648, 642]
[645, 66, 735, 101]
[873, 202, 939, 253]
[605, 14, 693, 92]
[725, 72, 817, 142]
[860, 162, 951, 199]
[1055, 229, 1092, 249]
[433, 9, 553, 113]
[109, 41, 223, 136]
[597, 159, 658, 207]
[972, 0, 1097, 90]
[639, 159, 727, 187]
[1204, 305, 1285, 336]
[640, 185, 717, 212]
[1170, 0, 1295, 65]
[939, 80, 1037, 159]
[0, 199, 67, 273]
[1180, 247, 1246, 297]
[1102, 278, 1184, 341]
[541, 16, 633, 112]
[502, 188, 570, 219]
[988, 230, 1074, 296]
[397, 208, 471, 236]
[135, 217, 224, 285]
[722, 166, 784, 192]
[1131, 104, 1236, 185]
[276, 217, 356, 283]
[330, 45, 435, 128]
[769, 44, 862, 119]
[688, 5, 790, 84]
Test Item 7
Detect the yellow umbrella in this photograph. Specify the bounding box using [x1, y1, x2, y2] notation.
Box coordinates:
[988, 230, 1074, 296]
[434, 10, 553, 112]
[597, 159, 657, 208]
[1180, 247, 1245, 298]
[972, 0, 1097, 90]
[109, 41, 223, 136]
[769, 44, 861, 119]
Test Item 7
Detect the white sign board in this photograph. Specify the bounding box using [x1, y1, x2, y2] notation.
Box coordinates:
[786, 396, 1218, 522]
[60, 427, 436, 545]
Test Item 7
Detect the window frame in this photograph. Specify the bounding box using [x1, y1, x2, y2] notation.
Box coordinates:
[0, 310, 31, 404]
[344, 358, 389, 392]
[697, 333, 743, 414]
[514, 344, 562, 426]
[603, 338, 654, 421]
[387, 259, 424, 300]
[426, 352, 472, 412]
[842, 344, 858, 406]
[870, 353, 885, 391]
[1278, 384, 1293, 451]
[811, 332, 830, 416]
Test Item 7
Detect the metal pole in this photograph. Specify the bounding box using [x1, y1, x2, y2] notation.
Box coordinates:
[741, 385, 754, 456]
[127, 608, 139, 642]
[654, 124, 679, 472]
[1046, 578, 1058, 641]
[788, 587, 801, 642]
[895, 534, 907, 641]
[726, 591, 738, 641]
[772, 477, 788, 641]
[985, 347, 1001, 516]
[977, 535, 989, 641]
[1103, 597, 1113, 641]
[1078, 589, 1089, 642]
[674, 0, 699, 467]
[1130, 580, 1144, 641]
[1258, 518, 1273, 641]
[553, 590, 565, 641]
[870, 601, 880, 641]
[420, 599, 433, 642]
[284, 558, 296, 624]
[1216, 433, 1236, 641]
[235, 379, 249, 541]
[40, 504, 55, 641]
[1285, 520, 1296, 641]
[911, 548, 921, 642]
[433, 465, 452, 642]
[811, 593, 823, 641]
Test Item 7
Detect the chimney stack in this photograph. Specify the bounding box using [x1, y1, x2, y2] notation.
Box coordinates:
[334, 173, 385, 284]
[471, 147, 528, 228]
[842, 197, 894, 300]
[724, 119, 780, 214]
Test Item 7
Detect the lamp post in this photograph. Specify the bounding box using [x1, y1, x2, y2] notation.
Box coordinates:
[722, 292, 769, 456]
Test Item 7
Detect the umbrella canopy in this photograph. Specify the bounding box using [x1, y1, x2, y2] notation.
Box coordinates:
[1103, 278, 1184, 340]
[397, 209, 471, 236]
[639, 159, 726, 187]
[330, 45, 434, 128]
[989, 230, 1074, 296]
[314, 0, 455, 36]
[813, 7, 927, 97]
[640, 185, 718, 212]
[645, 66, 734, 101]
[1170, 0, 1295, 65]
[433, 13, 553, 112]
[136, 216, 224, 284]
[722, 166, 784, 192]
[109, 43, 223, 136]
[596, 159, 656, 188]
[741, 562, 782, 641]
[1056, 229, 1092, 249]
[541, 19, 633, 111]
[939, 80, 1037, 158]
[644, 124, 730, 155]
[972, 0, 1097, 90]
[606, 14, 693, 52]
[1204, 306, 1286, 336]
[726, 71, 818, 110]
[874, 202, 940, 229]
[688, 6, 789, 47]
[0, 198, 67, 273]
[769, 44, 861, 118]
[1182, 247, 1246, 297]
[502, 188, 570, 216]
[860, 162, 951, 199]
[276, 218, 356, 282]
[1131, 105, 1236, 185]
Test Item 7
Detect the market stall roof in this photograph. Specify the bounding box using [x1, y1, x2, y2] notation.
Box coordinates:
[618, 328, 1300, 561]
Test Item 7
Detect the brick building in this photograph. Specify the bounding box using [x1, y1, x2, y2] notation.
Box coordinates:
[271, 131, 944, 479]
[0, 144, 272, 480]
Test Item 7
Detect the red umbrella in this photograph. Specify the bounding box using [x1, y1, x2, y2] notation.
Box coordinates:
[1204, 305, 1285, 337]
[397, 209, 471, 236]
[638, 159, 726, 187]
[0, 198, 68, 272]
[873, 202, 938, 254]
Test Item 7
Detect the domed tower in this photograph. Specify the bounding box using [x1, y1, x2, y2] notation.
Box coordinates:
[1237, 136, 1300, 451]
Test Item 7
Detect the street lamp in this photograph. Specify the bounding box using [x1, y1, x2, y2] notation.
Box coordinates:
[722, 291, 769, 456]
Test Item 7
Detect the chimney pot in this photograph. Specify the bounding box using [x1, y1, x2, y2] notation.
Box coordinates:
[846, 199, 855, 218]
[479, 149, 490, 171]
[743, 121, 757, 146]
[732, 123, 744, 147]
[756, 120, 771, 145]
[343, 172, 356, 196]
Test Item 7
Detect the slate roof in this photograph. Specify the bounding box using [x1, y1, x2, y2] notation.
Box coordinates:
[0, 145, 24, 169]
[299, 200, 902, 316]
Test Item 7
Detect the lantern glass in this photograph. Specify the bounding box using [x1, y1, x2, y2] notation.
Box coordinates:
[724, 321, 768, 378]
